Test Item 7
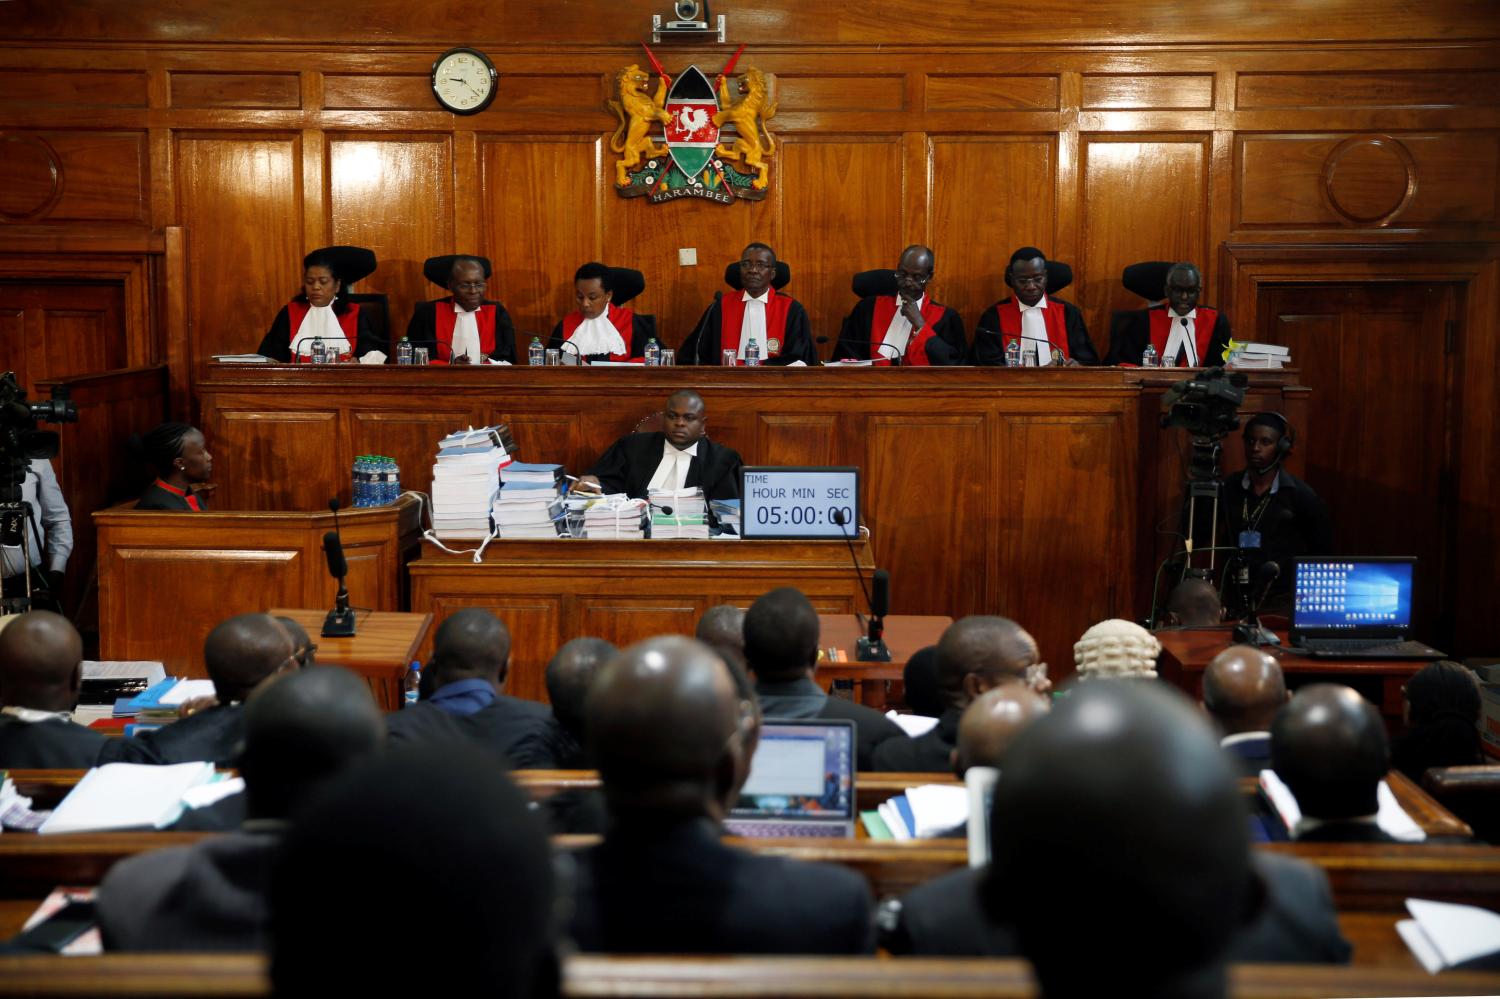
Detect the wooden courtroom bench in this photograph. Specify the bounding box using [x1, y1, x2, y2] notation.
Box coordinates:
[1, 953, 1499, 999]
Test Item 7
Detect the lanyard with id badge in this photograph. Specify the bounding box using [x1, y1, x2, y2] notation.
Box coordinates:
[1240, 491, 1273, 550]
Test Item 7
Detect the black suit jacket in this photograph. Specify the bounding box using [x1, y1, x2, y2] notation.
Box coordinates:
[833, 296, 967, 365]
[587, 432, 743, 502]
[569, 817, 874, 954]
[970, 296, 1099, 366]
[1104, 305, 1233, 367]
[135, 483, 200, 511]
[870, 706, 959, 773]
[754, 676, 906, 770]
[1222, 733, 1273, 778]
[0, 716, 111, 769]
[1294, 820, 1399, 844]
[386, 694, 554, 768]
[122, 704, 243, 767]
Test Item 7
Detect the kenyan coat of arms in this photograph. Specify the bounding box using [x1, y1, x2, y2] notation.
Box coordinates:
[608, 44, 777, 204]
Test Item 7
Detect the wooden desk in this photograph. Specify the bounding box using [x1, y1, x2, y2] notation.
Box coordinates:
[197, 363, 1306, 678]
[814, 614, 951, 708]
[267, 608, 430, 711]
[1156, 626, 1429, 723]
[408, 539, 871, 701]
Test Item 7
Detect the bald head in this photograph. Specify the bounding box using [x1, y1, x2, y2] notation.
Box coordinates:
[954, 684, 1050, 776]
[985, 681, 1252, 995]
[1165, 577, 1222, 628]
[203, 613, 294, 705]
[587, 635, 747, 821]
[936, 616, 1038, 709]
[429, 609, 512, 689]
[743, 587, 820, 681]
[1203, 645, 1286, 735]
[1272, 684, 1389, 820]
[241, 665, 384, 819]
[545, 637, 617, 743]
[274, 616, 316, 669]
[0, 611, 84, 712]
[695, 604, 745, 652]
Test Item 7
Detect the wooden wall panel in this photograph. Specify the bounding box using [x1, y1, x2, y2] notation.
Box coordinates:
[0, 70, 147, 108]
[778, 76, 904, 112]
[925, 76, 1059, 111]
[755, 414, 838, 467]
[328, 134, 454, 341]
[350, 407, 479, 498]
[176, 134, 302, 361]
[503, 75, 606, 111]
[928, 136, 1056, 325]
[0, 283, 126, 397]
[0, 131, 146, 224]
[1237, 71, 1500, 109]
[169, 72, 300, 109]
[1080, 137, 1209, 356]
[204, 409, 340, 512]
[1081, 75, 1214, 110]
[322, 75, 431, 111]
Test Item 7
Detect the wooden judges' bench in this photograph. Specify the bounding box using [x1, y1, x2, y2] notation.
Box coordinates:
[196, 365, 1307, 676]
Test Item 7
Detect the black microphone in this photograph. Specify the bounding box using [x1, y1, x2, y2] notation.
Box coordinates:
[859, 568, 892, 662]
[558, 339, 584, 366]
[1232, 561, 1281, 647]
[688, 292, 723, 366]
[649, 502, 675, 516]
[321, 526, 356, 638]
[875, 341, 903, 366]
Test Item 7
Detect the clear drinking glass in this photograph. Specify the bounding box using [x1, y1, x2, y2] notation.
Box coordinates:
[413, 347, 429, 365]
[721, 349, 738, 367]
[659, 349, 676, 366]
[544, 348, 561, 366]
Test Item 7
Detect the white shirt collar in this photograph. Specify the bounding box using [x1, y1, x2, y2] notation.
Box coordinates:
[742, 288, 771, 305]
[1220, 731, 1269, 748]
[1170, 307, 1198, 320]
[1018, 295, 1048, 312]
[571, 310, 628, 357]
[1240, 470, 1282, 494]
[666, 438, 700, 457]
[1, 705, 73, 724]
[452, 300, 482, 315]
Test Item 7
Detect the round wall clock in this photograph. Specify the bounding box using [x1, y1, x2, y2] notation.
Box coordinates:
[431, 47, 498, 115]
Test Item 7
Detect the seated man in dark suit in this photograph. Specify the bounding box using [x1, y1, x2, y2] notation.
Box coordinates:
[871, 616, 1050, 772]
[386, 608, 553, 767]
[1203, 644, 1287, 777]
[537, 637, 617, 835]
[575, 389, 742, 502]
[270, 745, 556, 996]
[1272, 683, 1397, 843]
[123, 613, 296, 766]
[97, 666, 384, 951]
[0, 611, 135, 767]
[568, 635, 874, 954]
[743, 586, 904, 769]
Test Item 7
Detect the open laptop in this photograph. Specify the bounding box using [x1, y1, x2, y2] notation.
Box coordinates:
[723, 719, 857, 839]
[1289, 557, 1445, 660]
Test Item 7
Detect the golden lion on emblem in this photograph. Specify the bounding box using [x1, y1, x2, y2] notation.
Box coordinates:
[713, 67, 778, 190]
[607, 64, 671, 188]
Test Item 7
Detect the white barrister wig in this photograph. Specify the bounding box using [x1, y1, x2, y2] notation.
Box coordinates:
[1073, 619, 1162, 681]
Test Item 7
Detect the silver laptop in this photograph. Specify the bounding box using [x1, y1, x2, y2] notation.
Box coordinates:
[1289, 557, 1444, 660]
[723, 719, 857, 838]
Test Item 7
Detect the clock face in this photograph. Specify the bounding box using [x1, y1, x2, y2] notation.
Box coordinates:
[432, 48, 497, 115]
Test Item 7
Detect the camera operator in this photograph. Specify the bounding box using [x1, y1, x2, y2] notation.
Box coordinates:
[1222, 413, 1331, 614]
[0, 458, 72, 613]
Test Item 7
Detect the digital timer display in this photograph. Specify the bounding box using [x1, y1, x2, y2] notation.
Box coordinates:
[739, 467, 860, 540]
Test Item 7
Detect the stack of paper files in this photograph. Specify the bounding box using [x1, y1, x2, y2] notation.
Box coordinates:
[38, 762, 217, 834]
[431, 426, 512, 539]
[580, 494, 648, 539]
[79, 661, 166, 705]
[1227, 341, 1290, 369]
[499, 462, 564, 487]
[649, 487, 708, 539]
[863, 783, 969, 840]
[111, 677, 214, 724]
[1396, 898, 1500, 972]
[0, 775, 46, 832]
[492, 480, 564, 539]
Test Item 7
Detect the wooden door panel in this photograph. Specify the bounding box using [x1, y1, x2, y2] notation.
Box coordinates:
[205, 409, 341, 511]
[756, 413, 839, 467]
[0, 282, 127, 396]
[577, 598, 700, 651]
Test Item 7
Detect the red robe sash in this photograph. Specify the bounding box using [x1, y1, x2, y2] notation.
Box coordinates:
[561, 303, 636, 362]
[1149, 306, 1219, 367]
[432, 300, 498, 364]
[868, 296, 947, 366]
[151, 478, 201, 512]
[287, 300, 361, 360]
[718, 290, 793, 358]
[994, 296, 1070, 361]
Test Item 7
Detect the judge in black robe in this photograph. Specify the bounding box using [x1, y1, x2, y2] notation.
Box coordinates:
[1105, 263, 1233, 367]
[679, 245, 816, 366]
[548, 263, 655, 364]
[256, 246, 381, 363]
[833, 247, 966, 365]
[578, 389, 743, 503]
[403, 255, 516, 364]
[970, 248, 1099, 365]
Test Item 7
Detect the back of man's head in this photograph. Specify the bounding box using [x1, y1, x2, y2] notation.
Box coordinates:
[270, 745, 554, 997]
[1202, 645, 1286, 735]
[586, 635, 748, 822]
[902, 645, 944, 717]
[954, 684, 1050, 776]
[742, 587, 820, 682]
[936, 616, 1036, 710]
[240, 666, 384, 820]
[1271, 684, 1389, 820]
[545, 637, 616, 744]
[1165, 576, 1223, 627]
[984, 681, 1253, 996]
[203, 613, 294, 705]
[273, 616, 316, 668]
[429, 608, 511, 689]
[695, 603, 745, 652]
[0, 611, 84, 713]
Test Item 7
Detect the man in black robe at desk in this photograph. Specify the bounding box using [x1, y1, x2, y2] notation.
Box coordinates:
[576, 389, 742, 502]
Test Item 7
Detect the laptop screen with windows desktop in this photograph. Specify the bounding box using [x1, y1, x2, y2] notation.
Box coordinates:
[1292, 558, 1414, 632]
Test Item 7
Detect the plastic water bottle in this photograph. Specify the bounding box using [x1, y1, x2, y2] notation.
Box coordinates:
[643, 338, 661, 366]
[403, 660, 422, 707]
[397, 337, 414, 365]
[351, 456, 367, 507]
[1141, 343, 1160, 368]
[528, 337, 545, 366]
[387, 456, 401, 501]
[310, 336, 328, 364]
[1004, 339, 1022, 367]
[744, 337, 762, 367]
[379, 457, 396, 504]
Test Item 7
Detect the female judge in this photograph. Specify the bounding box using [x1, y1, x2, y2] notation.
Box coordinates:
[257, 246, 380, 363]
[133, 422, 213, 511]
[548, 263, 655, 363]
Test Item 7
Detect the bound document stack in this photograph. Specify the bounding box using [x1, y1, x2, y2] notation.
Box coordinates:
[430, 425, 513, 539]
[649, 487, 709, 539]
[1227, 341, 1290, 369]
[492, 480, 565, 539]
[580, 494, 648, 539]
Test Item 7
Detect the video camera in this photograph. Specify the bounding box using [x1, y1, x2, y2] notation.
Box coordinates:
[2, 372, 78, 612]
[1160, 366, 1248, 442]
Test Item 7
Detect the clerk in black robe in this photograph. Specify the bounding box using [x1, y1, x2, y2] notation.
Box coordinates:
[1105, 262, 1233, 367]
[970, 248, 1099, 366]
[833, 245, 966, 365]
[403, 255, 517, 365]
[256, 246, 380, 363]
[548, 263, 655, 363]
[576, 389, 742, 502]
[679, 243, 816, 366]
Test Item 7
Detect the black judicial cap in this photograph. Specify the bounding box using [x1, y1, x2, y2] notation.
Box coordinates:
[423, 254, 494, 287]
[1122, 261, 1176, 301]
[724, 259, 792, 291]
[303, 246, 377, 287]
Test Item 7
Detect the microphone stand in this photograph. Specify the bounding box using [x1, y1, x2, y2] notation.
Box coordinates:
[322, 499, 356, 637]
